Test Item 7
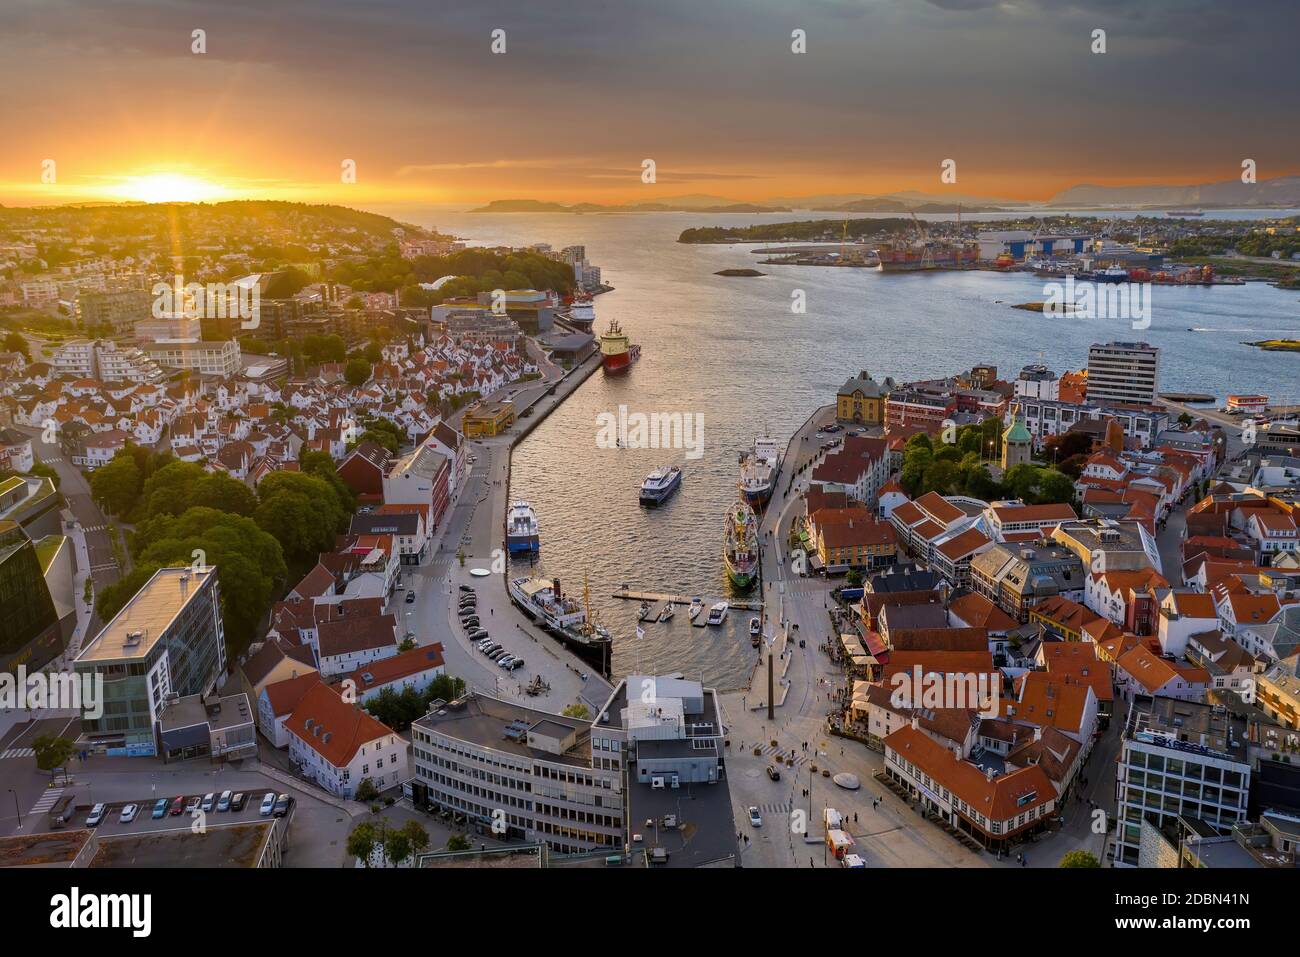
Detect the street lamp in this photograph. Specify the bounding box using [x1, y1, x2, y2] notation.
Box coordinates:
[8, 788, 20, 830]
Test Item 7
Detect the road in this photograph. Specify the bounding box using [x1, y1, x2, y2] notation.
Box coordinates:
[396, 349, 613, 717]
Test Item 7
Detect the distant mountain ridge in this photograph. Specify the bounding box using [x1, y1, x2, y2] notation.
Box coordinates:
[470, 198, 790, 213]
[1047, 176, 1300, 208]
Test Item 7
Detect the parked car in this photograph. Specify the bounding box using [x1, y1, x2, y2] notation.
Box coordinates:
[85, 803, 107, 827]
[497, 656, 515, 668]
[488, 649, 506, 660]
[186, 796, 202, 814]
[508, 658, 525, 670]
[230, 793, 248, 811]
[168, 796, 186, 816]
[152, 798, 169, 819]
[259, 792, 276, 816]
[471, 630, 489, 641]
[458, 584, 474, 593]
[405, 590, 416, 604]
[119, 803, 139, 824]
[200, 792, 216, 812]
[273, 794, 293, 818]
[748, 807, 762, 827]
[217, 790, 233, 812]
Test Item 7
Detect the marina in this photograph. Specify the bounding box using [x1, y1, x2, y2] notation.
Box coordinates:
[612, 587, 763, 611]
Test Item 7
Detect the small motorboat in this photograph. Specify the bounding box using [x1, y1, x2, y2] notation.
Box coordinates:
[706, 601, 729, 626]
[638, 601, 653, 622]
[749, 616, 761, 636]
[688, 597, 704, 620]
[659, 602, 675, 622]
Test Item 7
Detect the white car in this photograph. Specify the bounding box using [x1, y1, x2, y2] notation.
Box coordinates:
[259, 792, 277, 816]
[118, 803, 139, 824]
[85, 803, 107, 827]
[747, 807, 762, 827]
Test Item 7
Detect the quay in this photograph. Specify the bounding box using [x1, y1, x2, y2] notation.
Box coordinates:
[611, 587, 763, 611]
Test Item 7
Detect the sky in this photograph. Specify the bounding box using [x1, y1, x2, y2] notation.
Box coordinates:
[2, 0, 1298, 207]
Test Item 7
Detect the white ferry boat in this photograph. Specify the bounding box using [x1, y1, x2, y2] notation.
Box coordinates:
[505, 500, 540, 553]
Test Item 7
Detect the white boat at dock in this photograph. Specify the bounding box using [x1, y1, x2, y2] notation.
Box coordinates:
[688, 597, 704, 620]
[706, 601, 729, 626]
[659, 602, 675, 622]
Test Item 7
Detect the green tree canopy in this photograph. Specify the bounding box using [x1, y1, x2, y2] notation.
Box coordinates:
[1059, 850, 1101, 868]
[89, 454, 141, 517]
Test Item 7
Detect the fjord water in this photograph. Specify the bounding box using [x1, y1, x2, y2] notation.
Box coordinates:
[390, 207, 1300, 687]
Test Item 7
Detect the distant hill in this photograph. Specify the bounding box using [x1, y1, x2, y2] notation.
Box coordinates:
[469, 198, 790, 213]
[1047, 176, 1300, 209]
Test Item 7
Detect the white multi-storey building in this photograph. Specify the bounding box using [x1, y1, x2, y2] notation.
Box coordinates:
[1086, 341, 1160, 406]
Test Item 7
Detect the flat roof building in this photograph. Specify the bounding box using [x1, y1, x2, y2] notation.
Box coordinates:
[74, 566, 226, 754]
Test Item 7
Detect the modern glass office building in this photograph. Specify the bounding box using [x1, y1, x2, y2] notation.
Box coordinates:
[73, 566, 226, 755]
[0, 519, 62, 675]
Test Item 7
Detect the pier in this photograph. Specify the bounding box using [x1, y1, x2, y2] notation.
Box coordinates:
[611, 587, 764, 611]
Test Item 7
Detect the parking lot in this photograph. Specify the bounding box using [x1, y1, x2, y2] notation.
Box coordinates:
[60, 787, 295, 840]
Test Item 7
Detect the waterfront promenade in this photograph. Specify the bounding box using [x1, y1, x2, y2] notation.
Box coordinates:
[404, 344, 614, 717]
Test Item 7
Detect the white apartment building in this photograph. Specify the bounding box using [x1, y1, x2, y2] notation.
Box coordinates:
[1014, 364, 1060, 401]
[1086, 341, 1160, 406]
[285, 681, 406, 797]
[144, 339, 241, 377]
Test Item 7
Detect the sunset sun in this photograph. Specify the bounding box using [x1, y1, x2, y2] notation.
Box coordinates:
[110, 172, 230, 203]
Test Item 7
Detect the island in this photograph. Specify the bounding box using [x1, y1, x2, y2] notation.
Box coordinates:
[714, 268, 765, 277]
[471, 198, 790, 214]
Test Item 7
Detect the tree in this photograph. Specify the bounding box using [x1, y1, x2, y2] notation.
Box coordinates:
[139, 460, 206, 519]
[1036, 470, 1077, 505]
[3, 331, 30, 359]
[89, 454, 141, 517]
[1059, 849, 1100, 868]
[347, 821, 381, 867]
[187, 472, 258, 516]
[33, 735, 77, 776]
[446, 833, 471, 852]
[845, 569, 863, 587]
[400, 819, 429, 857]
[344, 358, 372, 386]
[255, 471, 350, 568]
[383, 828, 413, 867]
[398, 636, 416, 652]
[355, 778, 379, 802]
[120, 506, 287, 653]
[562, 703, 590, 720]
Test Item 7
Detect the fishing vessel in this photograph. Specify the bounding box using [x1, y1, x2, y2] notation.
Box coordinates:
[507, 575, 612, 676]
[564, 293, 596, 331]
[706, 601, 729, 626]
[639, 465, 682, 506]
[504, 500, 540, 553]
[723, 499, 760, 589]
[739, 436, 783, 507]
[688, 597, 704, 621]
[599, 318, 641, 374]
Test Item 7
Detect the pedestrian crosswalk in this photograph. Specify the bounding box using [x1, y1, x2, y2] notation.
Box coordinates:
[0, 747, 35, 760]
[754, 743, 813, 767]
[753, 800, 793, 816]
[30, 788, 65, 814]
[83, 524, 108, 533]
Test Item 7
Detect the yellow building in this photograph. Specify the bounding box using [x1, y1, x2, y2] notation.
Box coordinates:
[836, 370, 892, 425]
[462, 401, 515, 438]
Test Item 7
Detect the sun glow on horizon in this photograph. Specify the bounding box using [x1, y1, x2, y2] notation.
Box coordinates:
[108, 172, 233, 204]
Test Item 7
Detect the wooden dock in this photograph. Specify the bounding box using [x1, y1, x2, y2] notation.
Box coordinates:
[612, 588, 764, 612]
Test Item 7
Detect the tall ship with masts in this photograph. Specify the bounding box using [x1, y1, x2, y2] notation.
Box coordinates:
[507, 573, 612, 676]
[722, 499, 760, 589]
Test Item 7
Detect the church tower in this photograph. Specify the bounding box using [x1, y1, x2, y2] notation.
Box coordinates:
[1001, 403, 1033, 470]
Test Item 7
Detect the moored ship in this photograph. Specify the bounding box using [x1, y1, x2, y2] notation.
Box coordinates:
[563, 293, 596, 331]
[739, 435, 783, 507]
[507, 575, 612, 676]
[639, 465, 682, 506]
[723, 499, 759, 589]
[599, 318, 641, 374]
[504, 500, 540, 553]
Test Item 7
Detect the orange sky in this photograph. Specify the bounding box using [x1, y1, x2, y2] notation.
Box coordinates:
[2, 0, 1297, 208]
